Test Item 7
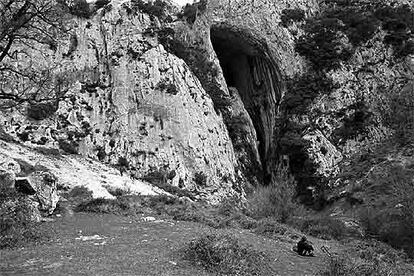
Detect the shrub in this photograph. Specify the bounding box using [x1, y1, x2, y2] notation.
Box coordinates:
[193, 172, 207, 186]
[27, 101, 58, 121]
[288, 215, 347, 240]
[348, 239, 409, 265]
[184, 232, 274, 275]
[131, 0, 168, 18]
[68, 186, 93, 201]
[117, 156, 129, 168]
[387, 84, 414, 145]
[156, 79, 178, 95]
[358, 164, 414, 258]
[317, 242, 413, 276]
[58, 139, 79, 154]
[94, 0, 110, 10]
[333, 100, 375, 143]
[139, 167, 195, 199]
[75, 198, 133, 214]
[105, 187, 129, 197]
[374, 4, 414, 58]
[318, 255, 395, 276]
[284, 72, 337, 113]
[296, 18, 353, 70]
[280, 8, 306, 27]
[179, 0, 208, 24]
[69, 0, 93, 18]
[253, 218, 295, 239]
[0, 194, 45, 249]
[247, 163, 298, 223]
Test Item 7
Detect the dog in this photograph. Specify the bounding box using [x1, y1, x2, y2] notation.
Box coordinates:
[293, 236, 314, 256]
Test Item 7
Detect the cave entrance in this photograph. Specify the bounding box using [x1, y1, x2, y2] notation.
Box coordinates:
[210, 25, 282, 184]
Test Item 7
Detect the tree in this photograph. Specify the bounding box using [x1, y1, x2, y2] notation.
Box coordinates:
[0, 0, 69, 108]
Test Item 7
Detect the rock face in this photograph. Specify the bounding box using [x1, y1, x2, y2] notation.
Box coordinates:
[0, 0, 412, 205]
[225, 87, 263, 189]
[0, 3, 239, 202]
[302, 129, 343, 178]
[210, 24, 284, 183]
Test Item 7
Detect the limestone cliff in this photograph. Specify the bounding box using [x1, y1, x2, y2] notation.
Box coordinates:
[1, 1, 240, 202]
[1, 0, 413, 206]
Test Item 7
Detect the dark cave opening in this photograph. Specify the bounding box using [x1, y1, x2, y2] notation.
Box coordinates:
[210, 25, 283, 185]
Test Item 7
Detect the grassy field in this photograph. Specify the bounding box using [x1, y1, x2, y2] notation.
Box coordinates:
[0, 212, 335, 276]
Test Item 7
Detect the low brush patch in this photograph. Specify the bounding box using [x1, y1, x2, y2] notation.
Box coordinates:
[0, 193, 46, 249]
[319, 239, 413, 275]
[183, 232, 274, 275]
[75, 198, 135, 214]
[288, 215, 348, 240]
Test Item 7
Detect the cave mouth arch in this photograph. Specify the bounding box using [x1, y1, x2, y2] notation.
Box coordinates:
[210, 24, 283, 185]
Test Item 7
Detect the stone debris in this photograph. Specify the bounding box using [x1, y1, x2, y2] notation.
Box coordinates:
[76, 235, 105, 241]
[142, 216, 156, 222]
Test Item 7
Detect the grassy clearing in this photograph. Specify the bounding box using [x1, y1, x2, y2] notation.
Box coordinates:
[183, 232, 274, 276]
[73, 191, 345, 242]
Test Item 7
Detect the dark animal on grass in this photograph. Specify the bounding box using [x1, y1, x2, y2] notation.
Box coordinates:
[293, 236, 314, 256]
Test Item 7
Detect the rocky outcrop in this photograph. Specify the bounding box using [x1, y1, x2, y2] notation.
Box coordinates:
[303, 129, 343, 178]
[1, 0, 412, 206]
[26, 172, 59, 215]
[0, 4, 239, 202]
[225, 87, 262, 189]
[0, 140, 164, 199]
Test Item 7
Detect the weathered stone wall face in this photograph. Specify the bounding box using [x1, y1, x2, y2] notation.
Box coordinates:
[1, 4, 240, 202]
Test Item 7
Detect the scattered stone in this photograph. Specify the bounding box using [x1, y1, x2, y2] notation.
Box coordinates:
[142, 216, 156, 222]
[54, 197, 74, 217]
[76, 235, 105, 241]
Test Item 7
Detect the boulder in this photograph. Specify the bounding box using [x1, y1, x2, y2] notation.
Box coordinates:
[0, 158, 21, 174]
[15, 177, 36, 195]
[27, 171, 59, 215]
[303, 129, 343, 178]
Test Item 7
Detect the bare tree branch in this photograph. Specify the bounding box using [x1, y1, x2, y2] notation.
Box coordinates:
[0, 0, 70, 108]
